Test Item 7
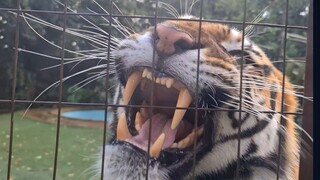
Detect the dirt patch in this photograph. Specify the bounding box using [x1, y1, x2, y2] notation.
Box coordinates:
[24, 107, 108, 129]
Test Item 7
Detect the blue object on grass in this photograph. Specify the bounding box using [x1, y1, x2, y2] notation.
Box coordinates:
[62, 110, 113, 122]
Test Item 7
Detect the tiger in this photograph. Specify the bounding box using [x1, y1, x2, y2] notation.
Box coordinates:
[94, 15, 301, 180]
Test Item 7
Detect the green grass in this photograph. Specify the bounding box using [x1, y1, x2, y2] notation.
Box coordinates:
[0, 112, 106, 180]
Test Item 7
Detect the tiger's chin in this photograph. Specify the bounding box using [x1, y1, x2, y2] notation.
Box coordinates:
[98, 143, 170, 180]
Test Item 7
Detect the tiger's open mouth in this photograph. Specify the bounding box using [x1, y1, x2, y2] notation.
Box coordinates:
[116, 67, 205, 161]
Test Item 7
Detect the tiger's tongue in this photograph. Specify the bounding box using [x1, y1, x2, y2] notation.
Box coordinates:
[129, 113, 178, 149]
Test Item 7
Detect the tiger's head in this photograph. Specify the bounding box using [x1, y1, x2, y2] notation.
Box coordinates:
[97, 17, 299, 179]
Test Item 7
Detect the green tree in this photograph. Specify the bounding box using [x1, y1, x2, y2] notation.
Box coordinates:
[0, 0, 310, 109]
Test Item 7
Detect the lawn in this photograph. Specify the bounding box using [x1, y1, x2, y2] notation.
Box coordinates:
[0, 111, 107, 180]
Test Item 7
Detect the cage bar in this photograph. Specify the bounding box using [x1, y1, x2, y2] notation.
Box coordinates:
[1, 0, 313, 179]
[52, 0, 67, 179]
[6, 0, 21, 179]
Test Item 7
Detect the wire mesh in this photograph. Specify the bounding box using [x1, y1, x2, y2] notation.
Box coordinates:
[6, 0, 21, 179]
[51, 1, 67, 179]
[0, 0, 313, 179]
[99, 0, 114, 179]
[276, 0, 290, 179]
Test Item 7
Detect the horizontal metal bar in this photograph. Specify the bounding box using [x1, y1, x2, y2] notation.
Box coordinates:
[0, 8, 307, 30]
[0, 99, 304, 115]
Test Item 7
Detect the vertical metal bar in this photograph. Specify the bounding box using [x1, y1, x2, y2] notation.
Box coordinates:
[146, 0, 159, 179]
[235, 0, 247, 179]
[276, 0, 289, 179]
[191, 0, 204, 179]
[299, 0, 313, 179]
[52, 0, 67, 179]
[100, 0, 113, 179]
[6, 1, 21, 179]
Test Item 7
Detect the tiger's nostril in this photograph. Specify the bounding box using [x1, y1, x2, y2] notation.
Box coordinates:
[155, 25, 193, 56]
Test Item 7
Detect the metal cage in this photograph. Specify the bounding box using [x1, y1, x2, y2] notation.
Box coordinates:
[0, 0, 313, 179]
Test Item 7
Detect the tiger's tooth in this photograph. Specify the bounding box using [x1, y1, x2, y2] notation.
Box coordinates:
[146, 72, 153, 80]
[135, 112, 142, 131]
[174, 127, 203, 149]
[124, 72, 142, 105]
[142, 68, 148, 78]
[171, 89, 193, 130]
[188, 130, 197, 145]
[165, 78, 174, 88]
[170, 143, 178, 148]
[117, 113, 132, 140]
[177, 137, 191, 149]
[160, 78, 167, 85]
[150, 133, 165, 158]
[177, 131, 196, 149]
[156, 78, 161, 84]
[171, 127, 204, 149]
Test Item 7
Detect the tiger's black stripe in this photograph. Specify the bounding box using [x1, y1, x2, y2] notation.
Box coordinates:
[196, 155, 280, 180]
[217, 120, 269, 144]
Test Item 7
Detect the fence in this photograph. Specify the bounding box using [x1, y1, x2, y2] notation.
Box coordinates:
[0, 0, 313, 179]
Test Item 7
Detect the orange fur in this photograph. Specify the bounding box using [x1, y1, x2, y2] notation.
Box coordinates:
[163, 20, 299, 179]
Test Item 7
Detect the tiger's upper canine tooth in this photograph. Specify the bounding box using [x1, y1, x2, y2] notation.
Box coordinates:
[124, 71, 142, 105]
[165, 78, 174, 88]
[135, 112, 142, 131]
[171, 88, 193, 130]
[150, 133, 165, 158]
[117, 113, 132, 141]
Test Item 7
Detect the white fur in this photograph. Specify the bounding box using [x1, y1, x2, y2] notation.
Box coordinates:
[96, 145, 169, 180]
[115, 33, 156, 69]
[221, 28, 251, 51]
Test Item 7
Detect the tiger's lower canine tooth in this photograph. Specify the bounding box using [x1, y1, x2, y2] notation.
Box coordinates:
[177, 137, 191, 149]
[150, 133, 165, 158]
[170, 143, 178, 148]
[135, 112, 142, 131]
[117, 113, 132, 140]
[171, 88, 193, 130]
[173, 127, 204, 149]
[124, 71, 142, 105]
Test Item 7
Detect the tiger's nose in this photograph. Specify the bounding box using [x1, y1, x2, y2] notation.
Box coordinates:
[155, 25, 193, 56]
